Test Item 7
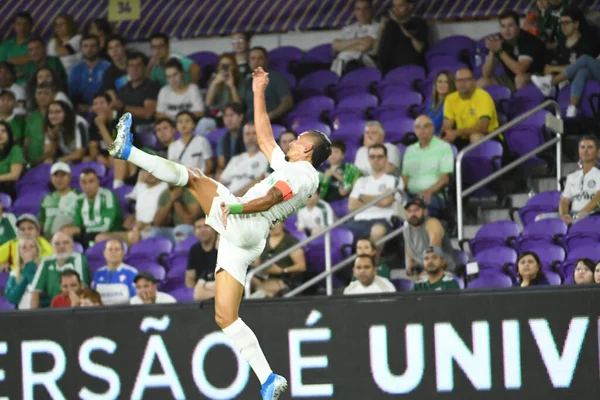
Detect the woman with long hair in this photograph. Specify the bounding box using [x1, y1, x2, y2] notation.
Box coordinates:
[205, 54, 242, 113]
[4, 237, 42, 309]
[517, 252, 549, 287]
[46, 13, 82, 76]
[26, 66, 70, 111]
[423, 70, 456, 134]
[167, 111, 213, 174]
[43, 100, 89, 163]
[88, 18, 112, 60]
[156, 58, 205, 121]
[0, 121, 24, 198]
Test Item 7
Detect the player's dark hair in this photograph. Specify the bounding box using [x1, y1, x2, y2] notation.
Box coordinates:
[331, 139, 346, 153]
[369, 143, 387, 156]
[150, 32, 169, 46]
[59, 269, 81, 283]
[498, 10, 520, 26]
[305, 129, 332, 168]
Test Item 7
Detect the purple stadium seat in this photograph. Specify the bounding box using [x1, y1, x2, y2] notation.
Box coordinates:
[507, 85, 545, 117]
[73, 242, 84, 254]
[331, 113, 368, 131]
[129, 261, 166, 282]
[0, 297, 14, 310]
[426, 53, 463, 70]
[0, 193, 12, 209]
[484, 85, 511, 106]
[544, 270, 562, 285]
[467, 220, 520, 255]
[16, 163, 51, 196]
[379, 117, 415, 142]
[188, 51, 219, 68]
[520, 245, 565, 271]
[268, 59, 290, 74]
[114, 184, 134, 218]
[163, 261, 187, 292]
[281, 71, 297, 88]
[12, 190, 49, 215]
[455, 248, 470, 268]
[168, 287, 195, 302]
[461, 140, 503, 197]
[302, 43, 334, 63]
[397, 144, 406, 158]
[427, 63, 468, 79]
[467, 272, 513, 289]
[563, 215, 600, 251]
[174, 235, 199, 255]
[0, 271, 9, 291]
[376, 81, 411, 98]
[517, 218, 567, 250]
[101, 168, 115, 188]
[293, 121, 331, 136]
[383, 65, 426, 86]
[371, 106, 412, 121]
[271, 124, 287, 140]
[136, 131, 158, 149]
[85, 240, 129, 261]
[295, 70, 338, 99]
[305, 228, 353, 274]
[329, 200, 349, 218]
[517, 191, 561, 227]
[206, 127, 228, 146]
[379, 91, 423, 106]
[331, 123, 364, 142]
[283, 213, 297, 232]
[473, 246, 517, 269]
[333, 68, 382, 99]
[289, 230, 308, 241]
[428, 35, 475, 58]
[558, 80, 600, 118]
[503, 127, 547, 164]
[287, 96, 335, 121]
[126, 237, 174, 263]
[391, 278, 414, 292]
[334, 94, 379, 116]
[269, 46, 303, 63]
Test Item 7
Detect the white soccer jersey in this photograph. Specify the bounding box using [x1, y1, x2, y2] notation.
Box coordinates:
[350, 173, 404, 221]
[562, 166, 600, 212]
[343, 276, 396, 295]
[243, 146, 319, 225]
[221, 151, 269, 194]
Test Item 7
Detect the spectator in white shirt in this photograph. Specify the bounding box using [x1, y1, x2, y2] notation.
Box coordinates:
[354, 121, 402, 176]
[156, 58, 205, 121]
[219, 122, 268, 196]
[46, 14, 82, 76]
[347, 144, 404, 239]
[167, 111, 213, 174]
[536, 135, 600, 223]
[130, 271, 176, 304]
[96, 170, 169, 245]
[344, 255, 396, 295]
[331, 0, 381, 76]
[296, 188, 335, 235]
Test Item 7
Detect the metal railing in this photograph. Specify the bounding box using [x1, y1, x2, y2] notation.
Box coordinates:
[244, 188, 404, 298]
[285, 224, 405, 297]
[456, 100, 563, 241]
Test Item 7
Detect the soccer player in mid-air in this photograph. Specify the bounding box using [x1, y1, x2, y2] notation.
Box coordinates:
[109, 66, 331, 399]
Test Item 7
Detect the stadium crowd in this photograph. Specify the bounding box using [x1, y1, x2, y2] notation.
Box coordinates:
[0, 0, 599, 309]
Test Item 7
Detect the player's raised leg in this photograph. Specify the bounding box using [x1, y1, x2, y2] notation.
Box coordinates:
[109, 113, 217, 212]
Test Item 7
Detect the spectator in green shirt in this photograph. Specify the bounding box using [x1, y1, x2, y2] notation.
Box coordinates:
[0, 90, 25, 143]
[38, 162, 79, 238]
[22, 37, 68, 86]
[24, 82, 54, 165]
[63, 169, 122, 246]
[0, 12, 33, 83]
[30, 231, 90, 308]
[0, 198, 17, 246]
[148, 33, 200, 87]
[402, 115, 454, 213]
[413, 246, 460, 291]
[4, 237, 42, 309]
[0, 121, 24, 198]
[152, 185, 202, 244]
[320, 140, 362, 202]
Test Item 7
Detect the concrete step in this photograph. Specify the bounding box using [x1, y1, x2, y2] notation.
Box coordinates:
[562, 162, 578, 175]
[508, 193, 529, 209]
[463, 224, 482, 240]
[531, 177, 559, 193]
[476, 208, 512, 224]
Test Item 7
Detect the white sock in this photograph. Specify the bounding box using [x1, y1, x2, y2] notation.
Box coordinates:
[127, 147, 189, 186]
[222, 318, 272, 384]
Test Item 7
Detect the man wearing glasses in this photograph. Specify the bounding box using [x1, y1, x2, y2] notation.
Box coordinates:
[442, 68, 499, 150]
[347, 144, 404, 239]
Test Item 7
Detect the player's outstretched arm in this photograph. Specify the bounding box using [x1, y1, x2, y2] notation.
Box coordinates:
[220, 186, 287, 226]
[253, 67, 278, 164]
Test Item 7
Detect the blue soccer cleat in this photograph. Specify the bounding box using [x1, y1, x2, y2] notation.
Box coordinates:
[109, 112, 133, 160]
[260, 373, 288, 399]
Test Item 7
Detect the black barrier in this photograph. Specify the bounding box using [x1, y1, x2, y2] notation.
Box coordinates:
[0, 287, 599, 399]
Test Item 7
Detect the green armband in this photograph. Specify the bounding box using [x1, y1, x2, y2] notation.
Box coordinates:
[228, 204, 243, 214]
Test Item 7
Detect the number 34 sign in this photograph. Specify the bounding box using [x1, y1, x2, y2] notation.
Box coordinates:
[108, 0, 141, 22]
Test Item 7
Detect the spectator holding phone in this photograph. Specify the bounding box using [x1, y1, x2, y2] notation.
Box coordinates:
[205, 54, 242, 116]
